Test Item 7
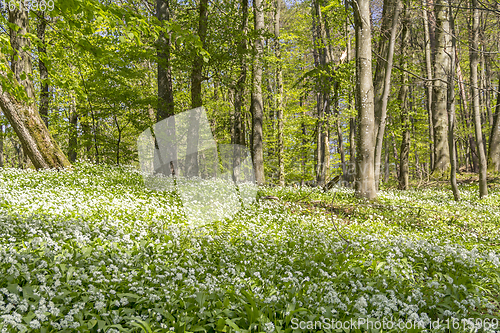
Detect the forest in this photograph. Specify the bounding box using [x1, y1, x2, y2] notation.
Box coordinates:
[0, 0, 500, 332]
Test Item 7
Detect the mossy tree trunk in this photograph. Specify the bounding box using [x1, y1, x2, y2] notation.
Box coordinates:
[0, 5, 70, 170]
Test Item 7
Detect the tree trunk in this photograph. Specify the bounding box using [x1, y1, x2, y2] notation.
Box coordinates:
[37, 11, 49, 128]
[373, 0, 397, 135]
[431, 0, 451, 173]
[334, 82, 345, 178]
[398, 0, 410, 190]
[156, 0, 177, 176]
[374, 0, 401, 189]
[186, 0, 208, 177]
[352, 0, 376, 200]
[68, 96, 78, 163]
[0, 124, 3, 167]
[488, 79, 500, 171]
[423, 0, 435, 170]
[251, 0, 266, 185]
[448, 4, 460, 201]
[469, 0, 488, 197]
[275, 0, 285, 186]
[312, 0, 330, 187]
[0, 6, 70, 170]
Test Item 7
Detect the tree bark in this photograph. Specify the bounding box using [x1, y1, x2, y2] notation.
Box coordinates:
[251, 0, 266, 185]
[352, 0, 376, 200]
[469, 0, 488, 197]
[431, 0, 451, 173]
[0, 6, 70, 170]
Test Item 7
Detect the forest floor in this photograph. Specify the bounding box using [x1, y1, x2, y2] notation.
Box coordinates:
[0, 163, 499, 332]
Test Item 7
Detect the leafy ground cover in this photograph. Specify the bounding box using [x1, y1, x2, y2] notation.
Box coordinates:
[0, 163, 499, 332]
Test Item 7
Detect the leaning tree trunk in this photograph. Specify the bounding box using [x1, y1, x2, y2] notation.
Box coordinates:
[373, 0, 401, 189]
[373, 0, 397, 136]
[251, 0, 266, 185]
[352, 0, 376, 200]
[0, 5, 70, 170]
[431, 0, 451, 174]
[469, 0, 488, 197]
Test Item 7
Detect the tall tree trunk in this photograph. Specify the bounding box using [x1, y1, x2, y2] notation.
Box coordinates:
[251, 0, 266, 185]
[448, 5, 460, 201]
[423, 0, 435, 170]
[312, 0, 330, 187]
[431, 0, 451, 173]
[488, 78, 500, 171]
[374, 0, 401, 189]
[398, 0, 410, 190]
[469, 0, 488, 197]
[275, 0, 285, 186]
[232, 0, 249, 182]
[68, 96, 78, 163]
[352, 0, 376, 200]
[156, 0, 176, 175]
[373, 0, 396, 135]
[0, 5, 70, 169]
[186, 0, 208, 177]
[37, 11, 49, 128]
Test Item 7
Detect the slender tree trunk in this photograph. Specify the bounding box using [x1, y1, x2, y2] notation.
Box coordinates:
[384, 139, 390, 182]
[423, 0, 435, 170]
[0, 124, 3, 167]
[373, 0, 396, 135]
[431, 0, 451, 173]
[232, 0, 249, 182]
[186, 0, 208, 177]
[399, 0, 410, 190]
[448, 5, 460, 201]
[68, 96, 78, 163]
[251, 0, 266, 185]
[275, 0, 285, 186]
[469, 0, 488, 197]
[488, 79, 500, 171]
[0, 5, 70, 169]
[334, 82, 345, 177]
[37, 11, 49, 128]
[352, 0, 376, 199]
[312, 0, 330, 187]
[157, 0, 175, 122]
[374, 0, 401, 188]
